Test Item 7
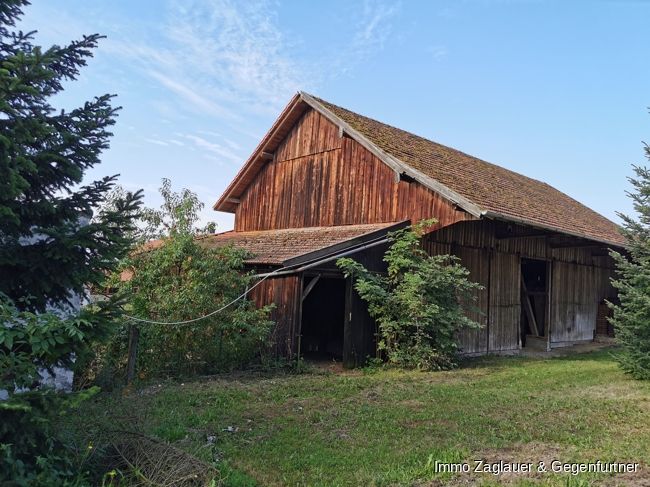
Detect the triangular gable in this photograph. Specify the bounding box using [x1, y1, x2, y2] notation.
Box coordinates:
[213, 92, 481, 218]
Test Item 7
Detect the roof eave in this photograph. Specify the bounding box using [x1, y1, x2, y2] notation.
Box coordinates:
[481, 210, 626, 249]
[281, 220, 409, 267]
[213, 92, 305, 213]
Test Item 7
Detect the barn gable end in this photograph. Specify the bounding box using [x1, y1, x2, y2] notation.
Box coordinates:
[234, 107, 474, 232]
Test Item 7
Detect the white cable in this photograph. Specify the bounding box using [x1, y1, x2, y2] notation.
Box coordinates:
[123, 267, 284, 326]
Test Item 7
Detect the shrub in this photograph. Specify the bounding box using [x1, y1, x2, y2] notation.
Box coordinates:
[111, 233, 274, 378]
[0, 296, 105, 486]
[337, 220, 482, 370]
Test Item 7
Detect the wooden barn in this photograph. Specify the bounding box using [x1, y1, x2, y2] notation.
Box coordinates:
[207, 92, 624, 367]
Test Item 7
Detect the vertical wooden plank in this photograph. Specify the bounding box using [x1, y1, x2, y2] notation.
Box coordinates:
[455, 246, 489, 354]
[489, 252, 520, 352]
[233, 118, 475, 231]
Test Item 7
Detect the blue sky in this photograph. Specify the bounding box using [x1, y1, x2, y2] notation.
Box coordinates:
[20, 0, 650, 231]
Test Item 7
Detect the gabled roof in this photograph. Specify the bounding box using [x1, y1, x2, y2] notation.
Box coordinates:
[215, 92, 625, 247]
[200, 222, 403, 266]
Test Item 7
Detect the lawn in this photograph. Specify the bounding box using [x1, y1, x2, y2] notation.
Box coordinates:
[74, 348, 650, 486]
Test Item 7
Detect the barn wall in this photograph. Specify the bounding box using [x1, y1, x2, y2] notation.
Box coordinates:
[344, 241, 390, 366]
[423, 220, 617, 353]
[235, 108, 474, 231]
[249, 275, 301, 357]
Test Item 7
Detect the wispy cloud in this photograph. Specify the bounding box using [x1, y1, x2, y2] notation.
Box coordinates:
[37, 0, 401, 124]
[180, 133, 243, 165]
[143, 137, 170, 146]
[329, 0, 401, 75]
[428, 45, 448, 61]
[354, 0, 401, 53]
[102, 0, 314, 120]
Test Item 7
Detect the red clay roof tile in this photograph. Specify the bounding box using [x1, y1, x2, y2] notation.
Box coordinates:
[200, 222, 400, 265]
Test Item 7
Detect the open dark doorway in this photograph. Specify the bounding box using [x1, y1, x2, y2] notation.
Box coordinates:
[300, 275, 346, 360]
[520, 258, 549, 349]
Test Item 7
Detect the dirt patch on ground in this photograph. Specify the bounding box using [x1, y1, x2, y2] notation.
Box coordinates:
[519, 341, 615, 359]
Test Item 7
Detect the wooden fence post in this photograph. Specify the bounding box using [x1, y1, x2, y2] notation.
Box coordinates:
[126, 324, 140, 384]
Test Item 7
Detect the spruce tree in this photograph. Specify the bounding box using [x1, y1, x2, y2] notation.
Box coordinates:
[0, 2, 143, 482]
[611, 154, 650, 379]
[0, 0, 142, 311]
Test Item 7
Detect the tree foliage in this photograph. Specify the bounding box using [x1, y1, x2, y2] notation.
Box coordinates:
[139, 177, 216, 240]
[0, 295, 101, 486]
[0, 2, 142, 483]
[107, 180, 273, 378]
[337, 220, 482, 370]
[610, 156, 650, 379]
[0, 0, 142, 311]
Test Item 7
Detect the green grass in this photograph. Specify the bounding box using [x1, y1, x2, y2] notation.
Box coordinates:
[74, 348, 650, 486]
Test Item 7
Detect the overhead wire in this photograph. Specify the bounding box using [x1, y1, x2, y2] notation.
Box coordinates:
[122, 266, 285, 326]
[121, 229, 395, 327]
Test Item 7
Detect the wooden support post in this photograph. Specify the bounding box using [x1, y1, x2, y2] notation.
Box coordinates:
[520, 273, 540, 336]
[296, 274, 304, 365]
[126, 324, 140, 384]
[546, 261, 553, 352]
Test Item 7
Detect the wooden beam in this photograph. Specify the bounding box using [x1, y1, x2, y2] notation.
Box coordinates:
[226, 197, 240, 204]
[212, 93, 306, 211]
[495, 230, 555, 240]
[521, 273, 540, 336]
[260, 151, 274, 160]
[301, 274, 321, 302]
[549, 241, 605, 249]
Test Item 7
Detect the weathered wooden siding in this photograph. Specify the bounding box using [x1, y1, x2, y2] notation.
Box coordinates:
[453, 246, 489, 354]
[423, 220, 617, 352]
[550, 262, 600, 344]
[249, 275, 301, 357]
[231, 107, 620, 357]
[235, 108, 474, 231]
[489, 252, 521, 351]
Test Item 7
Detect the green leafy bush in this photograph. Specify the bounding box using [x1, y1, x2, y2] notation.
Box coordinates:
[96, 179, 274, 380]
[337, 220, 482, 370]
[112, 234, 274, 378]
[0, 296, 105, 486]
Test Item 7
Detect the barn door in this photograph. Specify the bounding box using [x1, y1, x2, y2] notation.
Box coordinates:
[488, 252, 521, 352]
[343, 276, 377, 368]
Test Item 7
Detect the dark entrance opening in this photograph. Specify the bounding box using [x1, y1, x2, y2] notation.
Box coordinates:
[300, 275, 346, 360]
[520, 258, 549, 348]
